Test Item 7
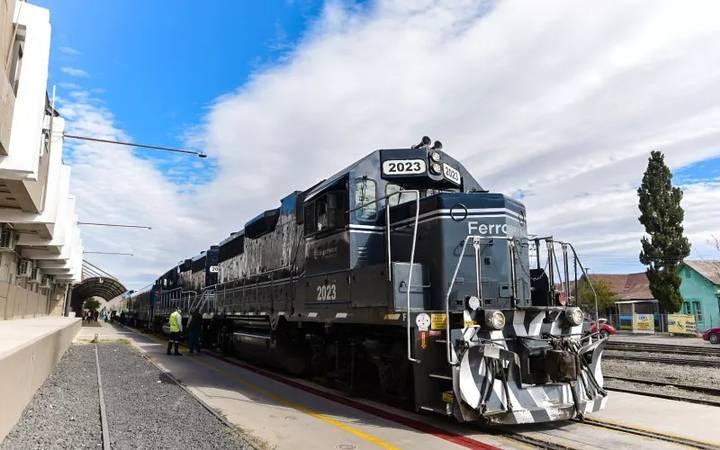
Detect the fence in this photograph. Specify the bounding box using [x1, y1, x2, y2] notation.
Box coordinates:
[605, 313, 700, 334]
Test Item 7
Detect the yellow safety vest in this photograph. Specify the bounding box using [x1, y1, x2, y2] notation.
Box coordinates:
[169, 311, 181, 333]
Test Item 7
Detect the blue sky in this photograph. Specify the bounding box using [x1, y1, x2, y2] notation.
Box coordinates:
[29, 1, 720, 287]
[35, 0, 324, 179]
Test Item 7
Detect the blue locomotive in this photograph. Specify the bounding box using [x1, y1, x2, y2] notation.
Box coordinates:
[126, 137, 607, 425]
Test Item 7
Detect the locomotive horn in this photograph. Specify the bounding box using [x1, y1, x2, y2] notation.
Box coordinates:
[412, 136, 432, 149]
[432, 140, 442, 150]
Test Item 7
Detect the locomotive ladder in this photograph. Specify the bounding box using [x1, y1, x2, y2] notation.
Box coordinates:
[350, 189, 422, 363]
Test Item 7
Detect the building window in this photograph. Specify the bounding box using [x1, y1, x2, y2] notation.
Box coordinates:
[693, 301, 703, 322]
[8, 30, 25, 95]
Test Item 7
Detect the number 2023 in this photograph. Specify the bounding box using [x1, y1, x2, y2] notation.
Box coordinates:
[387, 161, 422, 173]
[316, 284, 337, 301]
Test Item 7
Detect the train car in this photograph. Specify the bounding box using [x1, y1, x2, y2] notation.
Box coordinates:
[133, 137, 607, 425]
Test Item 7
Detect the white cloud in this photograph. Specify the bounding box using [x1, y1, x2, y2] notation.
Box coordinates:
[60, 66, 89, 77]
[58, 46, 80, 56]
[63, 0, 720, 287]
[58, 93, 221, 289]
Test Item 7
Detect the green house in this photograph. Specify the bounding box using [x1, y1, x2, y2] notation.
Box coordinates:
[679, 261, 720, 332]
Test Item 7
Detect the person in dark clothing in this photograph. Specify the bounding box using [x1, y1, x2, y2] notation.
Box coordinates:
[186, 309, 203, 355]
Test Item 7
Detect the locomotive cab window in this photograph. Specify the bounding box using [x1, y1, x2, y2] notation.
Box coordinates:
[354, 177, 377, 221]
[304, 191, 347, 235]
[385, 183, 415, 207]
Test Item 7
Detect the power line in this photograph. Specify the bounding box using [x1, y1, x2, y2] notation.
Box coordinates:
[85, 251, 134, 256]
[63, 134, 207, 158]
[78, 221, 152, 230]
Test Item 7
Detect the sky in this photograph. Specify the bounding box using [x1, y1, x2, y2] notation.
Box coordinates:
[32, 0, 720, 290]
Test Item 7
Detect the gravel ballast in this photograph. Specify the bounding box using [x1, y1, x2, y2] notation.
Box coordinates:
[2, 343, 253, 450]
[604, 358, 720, 404]
[97, 343, 251, 450]
[1, 345, 102, 450]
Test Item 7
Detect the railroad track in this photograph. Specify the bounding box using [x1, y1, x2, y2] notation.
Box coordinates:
[576, 418, 719, 450]
[605, 375, 720, 397]
[606, 341, 720, 357]
[604, 353, 720, 368]
[93, 343, 111, 450]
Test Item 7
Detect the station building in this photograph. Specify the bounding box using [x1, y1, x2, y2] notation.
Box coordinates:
[679, 260, 720, 332]
[0, 0, 83, 320]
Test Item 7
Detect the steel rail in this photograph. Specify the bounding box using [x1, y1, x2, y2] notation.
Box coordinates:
[604, 375, 720, 396]
[94, 343, 111, 450]
[606, 341, 720, 357]
[604, 353, 720, 368]
[577, 418, 719, 450]
[604, 385, 720, 408]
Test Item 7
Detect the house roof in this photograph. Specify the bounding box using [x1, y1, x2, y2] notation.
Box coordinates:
[683, 260, 720, 285]
[586, 272, 654, 301]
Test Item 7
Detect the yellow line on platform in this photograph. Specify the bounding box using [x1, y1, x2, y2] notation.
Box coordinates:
[144, 332, 400, 450]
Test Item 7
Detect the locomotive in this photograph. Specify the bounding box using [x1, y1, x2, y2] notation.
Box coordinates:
[126, 137, 607, 425]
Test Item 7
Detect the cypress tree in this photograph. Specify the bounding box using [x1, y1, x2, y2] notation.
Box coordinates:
[637, 151, 691, 313]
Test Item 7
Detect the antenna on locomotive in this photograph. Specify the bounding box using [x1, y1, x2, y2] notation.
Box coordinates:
[411, 136, 432, 149]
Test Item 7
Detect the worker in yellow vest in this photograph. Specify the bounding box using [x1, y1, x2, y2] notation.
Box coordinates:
[167, 307, 183, 355]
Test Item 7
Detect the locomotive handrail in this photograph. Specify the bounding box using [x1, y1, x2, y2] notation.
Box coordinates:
[348, 188, 423, 363]
[348, 189, 418, 283]
[446, 235, 514, 365]
[403, 191, 421, 364]
[551, 240, 600, 328]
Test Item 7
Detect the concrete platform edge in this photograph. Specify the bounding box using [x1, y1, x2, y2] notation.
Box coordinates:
[0, 318, 81, 442]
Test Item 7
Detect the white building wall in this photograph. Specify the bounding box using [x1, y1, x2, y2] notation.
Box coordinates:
[0, 2, 86, 319]
[0, 3, 50, 180]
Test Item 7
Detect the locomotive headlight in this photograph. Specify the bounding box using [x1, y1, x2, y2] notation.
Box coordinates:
[430, 151, 442, 162]
[430, 162, 442, 174]
[485, 310, 506, 330]
[466, 295, 481, 311]
[566, 307, 584, 326]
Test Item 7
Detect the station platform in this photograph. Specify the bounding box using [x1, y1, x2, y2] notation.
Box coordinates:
[0, 316, 81, 441]
[94, 322, 720, 450]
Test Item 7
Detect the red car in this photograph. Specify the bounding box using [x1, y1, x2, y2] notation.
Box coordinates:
[702, 327, 720, 344]
[584, 318, 617, 339]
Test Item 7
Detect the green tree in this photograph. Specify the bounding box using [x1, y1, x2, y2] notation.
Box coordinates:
[637, 151, 691, 313]
[577, 278, 617, 317]
[83, 298, 101, 312]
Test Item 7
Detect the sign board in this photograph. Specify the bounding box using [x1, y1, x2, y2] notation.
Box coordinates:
[431, 313, 447, 330]
[632, 314, 655, 334]
[442, 163, 461, 185]
[668, 314, 697, 334]
[382, 159, 427, 176]
[208, 266, 219, 273]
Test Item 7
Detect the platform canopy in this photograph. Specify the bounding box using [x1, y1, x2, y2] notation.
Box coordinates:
[70, 276, 127, 315]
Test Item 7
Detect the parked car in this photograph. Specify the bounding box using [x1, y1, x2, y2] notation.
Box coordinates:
[702, 327, 720, 344]
[583, 318, 616, 339]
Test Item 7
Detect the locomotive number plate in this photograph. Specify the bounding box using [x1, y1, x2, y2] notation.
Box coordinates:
[382, 159, 427, 176]
[443, 163, 461, 185]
